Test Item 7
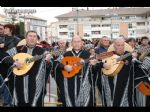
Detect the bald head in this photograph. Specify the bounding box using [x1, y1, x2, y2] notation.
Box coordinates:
[72, 35, 82, 42]
[72, 35, 82, 51]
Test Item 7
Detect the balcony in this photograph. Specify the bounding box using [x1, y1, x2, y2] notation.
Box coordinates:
[59, 28, 68, 32]
[101, 27, 111, 31]
[92, 34, 101, 38]
[58, 35, 68, 39]
[112, 29, 120, 32]
[91, 27, 101, 31]
[136, 25, 147, 29]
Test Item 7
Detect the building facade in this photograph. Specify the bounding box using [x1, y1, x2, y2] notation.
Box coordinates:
[55, 7, 150, 40]
[0, 14, 7, 24]
[20, 15, 47, 41]
[0, 13, 47, 41]
[47, 22, 59, 44]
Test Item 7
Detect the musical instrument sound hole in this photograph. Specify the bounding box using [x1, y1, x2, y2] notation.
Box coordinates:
[66, 61, 68, 65]
[145, 83, 150, 89]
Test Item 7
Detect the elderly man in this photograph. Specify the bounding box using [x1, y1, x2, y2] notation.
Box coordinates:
[95, 38, 149, 107]
[52, 35, 109, 107]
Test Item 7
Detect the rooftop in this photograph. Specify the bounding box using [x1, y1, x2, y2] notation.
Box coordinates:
[55, 7, 150, 18]
[21, 15, 47, 21]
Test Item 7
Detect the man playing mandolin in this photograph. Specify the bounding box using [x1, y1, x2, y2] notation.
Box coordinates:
[2, 30, 52, 107]
[95, 37, 149, 107]
[52, 35, 109, 107]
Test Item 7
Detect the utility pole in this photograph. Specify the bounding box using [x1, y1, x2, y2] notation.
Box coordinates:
[76, 8, 79, 35]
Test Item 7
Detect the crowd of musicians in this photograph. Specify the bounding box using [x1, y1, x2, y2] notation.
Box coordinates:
[0, 23, 150, 107]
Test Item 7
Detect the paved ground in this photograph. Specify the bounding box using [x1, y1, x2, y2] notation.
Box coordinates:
[44, 75, 59, 107]
[44, 74, 102, 107]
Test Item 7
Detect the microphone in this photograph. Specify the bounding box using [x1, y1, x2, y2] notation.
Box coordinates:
[4, 78, 9, 82]
[11, 62, 18, 68]
[132, 58, 142, 64]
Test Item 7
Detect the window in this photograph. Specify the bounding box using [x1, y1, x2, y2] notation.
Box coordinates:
[111, 24, 119, 29]
[111, 16, 120, 20]
[129, 16, 136, 19]
[59, 25, 67, 29]
[91, 24, 100, 27]
[112, 32, 119, 38]
[136, 16, 145, 19]
[69, 32, 74, 37]
[91, 18, 100, 21]
[68, 25, 74, 30]
[126, 16, 130, 19]
[84, 33, 90, 37]
[128, 23, 136, 29]
[84, 25, 91, 30]
[128, 30, 136, 37]
[73, 18, 77, 21]
[137, 22, 145, 26]
[102, 24, 111, 27]
[83, 25, 91, 37]
[59, 32, 68, 35]
[92, 31, 101, 34]
[33, 26, 37, 31]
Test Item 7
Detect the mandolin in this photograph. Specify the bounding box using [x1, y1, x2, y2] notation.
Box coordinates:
[13, 52, 50, 76]
[13, 49, 63, 76]
[137, 81, 150, 96]
[102, 46, 150, 76]
[61, 51, 114, 78]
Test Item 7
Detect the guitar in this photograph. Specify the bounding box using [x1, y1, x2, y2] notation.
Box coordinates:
[61, 51, 113, 78]
[102, 46, 150, 76]
[13, 50, 63, 76]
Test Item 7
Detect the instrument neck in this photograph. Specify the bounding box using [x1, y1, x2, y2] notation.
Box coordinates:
[26, 54, 45, 63]
[117, 52, 131, 62]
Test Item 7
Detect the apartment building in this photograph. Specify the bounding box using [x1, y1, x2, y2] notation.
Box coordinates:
[0, 14, 7, 24]
[55, 7, 150, 40]
[20, 15, 47, 41]
[0, 13, 47, 41]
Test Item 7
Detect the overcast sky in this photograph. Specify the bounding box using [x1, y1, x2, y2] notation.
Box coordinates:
[0, 7, 108, 24]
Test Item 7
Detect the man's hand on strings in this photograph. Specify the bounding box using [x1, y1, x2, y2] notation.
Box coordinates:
[64, 65, 73, 72]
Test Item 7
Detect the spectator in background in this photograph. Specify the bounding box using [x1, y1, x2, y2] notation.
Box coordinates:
[95, 36, 110, 54]
[66, 41, 73, 51]
[39, 40, 51, 51]
[135, 38, 141, 48]
[85, 40, 93, 50]
[3, 24, 21, 51]
[0, 24, 13, 106]
[140, 36, 149, 47]
[126, 38, 136, 49]
[0, 24, 5, 48]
